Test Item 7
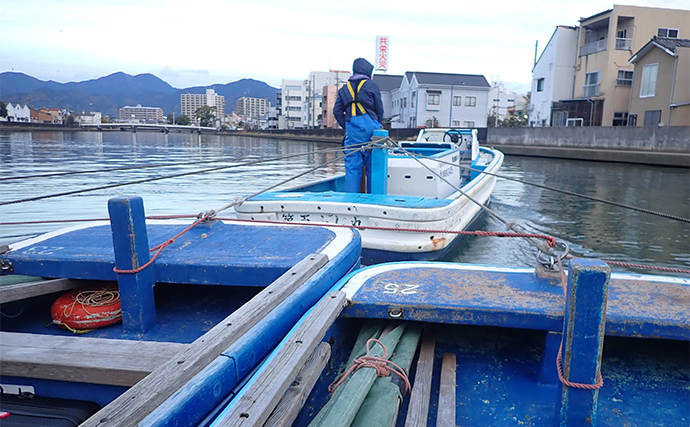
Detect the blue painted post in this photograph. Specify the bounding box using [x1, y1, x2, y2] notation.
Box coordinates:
[558, 259, 610, 426]
[370, 129, 389, 195]
[108, 196, 157, 333]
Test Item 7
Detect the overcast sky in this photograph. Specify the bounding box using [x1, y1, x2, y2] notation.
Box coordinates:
[2, 0, 688, 93]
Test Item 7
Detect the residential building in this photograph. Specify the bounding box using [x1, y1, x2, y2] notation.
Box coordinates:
[389, 72, 490, 129]
[5, 103, 31, 122]
[529, 26, 579, 126]
[75, 111, 102, 125]
[180, 88, 225, 123]
[372, 74, 404, 127]
[563, 5, 689, 126]
[321, 84, 344, 128]
[119, 105, 164, 123]
[488, 81, 519, 124]
[279, 80, 307, 129]
[30, 108, 53, 123]
[628, 37, 690, 126]
[40, 108, 66, 124]
[306, 71, 351, 128]
[236, 97, 270, 120]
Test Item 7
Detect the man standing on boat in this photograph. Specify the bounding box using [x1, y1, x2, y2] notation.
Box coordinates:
[333, 58, 384, 193]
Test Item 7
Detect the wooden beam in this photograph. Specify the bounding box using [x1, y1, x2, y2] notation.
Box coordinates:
[404, 333, 436, 427]
[213, 291, 347, 427]
[0, 332, 188, 386]
[263, 342, 331, 427]
[80, 253, 329, 427]
[436, 353, 456, 427]
[0, 278, 81, 304]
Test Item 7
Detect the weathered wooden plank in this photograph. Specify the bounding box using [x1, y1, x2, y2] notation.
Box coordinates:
[263, 342, 331, 427]
[436, 353, 456, 427]
[0, 332, 188, 386]
[80, 253, 329, 427]
[0, 278, 81, 304]
[214, 291, 347, 427]
[404, 333, 436, 427]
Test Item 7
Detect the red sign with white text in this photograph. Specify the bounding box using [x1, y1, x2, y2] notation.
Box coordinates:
[376, 36, 389, 71]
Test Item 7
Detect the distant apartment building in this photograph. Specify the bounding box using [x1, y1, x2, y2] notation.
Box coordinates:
[181, 88, 226, 122]
[306, 71, 351, 128]
[236, 97, 269, 120]
[119, 104, 164, 122]
[322, 84, 345, 128]
[531, 5, 690, 126]
[278, 80, 307, 129]
[488, 82, 518, 123]
[628, 37, 690, 126]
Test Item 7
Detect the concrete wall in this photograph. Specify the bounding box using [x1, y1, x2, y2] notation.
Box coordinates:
[486, 126, 690, 166]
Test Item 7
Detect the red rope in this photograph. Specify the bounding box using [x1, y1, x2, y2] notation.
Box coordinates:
[216, 217, 558, 247]
[112, 216, 208, 274]
[555, 256, 604, 390]
[328, 338, 412, 396]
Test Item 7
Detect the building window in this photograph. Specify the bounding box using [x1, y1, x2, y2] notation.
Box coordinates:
[465, 96, 477, 107]
[463, 120, 475, 128]
[411, 92, 416, 108]
[427, 94, 440, 106]
[452, 120, 461, 127]
[617, 70, 633, 86]
[536, 78, 545, 92]
[657, 28, 679, 38]
[453, 96, 462, 106]
[583, 71, 600, 97]
[552, 111, 568, 127]
[643, 110, 662, 126]
[612, 112, 629, 126]
[640, 63, 658, 98]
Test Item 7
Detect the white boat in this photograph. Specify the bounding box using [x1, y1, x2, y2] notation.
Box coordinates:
[235, 128, 504, 264]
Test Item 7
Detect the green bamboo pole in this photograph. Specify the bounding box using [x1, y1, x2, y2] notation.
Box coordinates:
[311, 323, 408, 427]
[349, 324, 423, 427]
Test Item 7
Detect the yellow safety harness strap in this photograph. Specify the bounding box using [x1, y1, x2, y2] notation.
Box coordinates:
[347, 80, 368, 116]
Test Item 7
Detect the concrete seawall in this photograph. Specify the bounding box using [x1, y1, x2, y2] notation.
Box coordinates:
[486, 126, 689, 167]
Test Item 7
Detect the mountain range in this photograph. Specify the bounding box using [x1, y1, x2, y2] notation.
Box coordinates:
[0, 72, 279, 118]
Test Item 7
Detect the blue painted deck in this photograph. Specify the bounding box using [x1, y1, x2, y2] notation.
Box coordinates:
[4, 220, 340, 286]
[245, 191, 455, 209]
[340, 263, 689, 340]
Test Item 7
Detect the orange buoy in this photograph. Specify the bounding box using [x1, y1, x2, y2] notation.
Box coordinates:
[51, 286, 122, 331]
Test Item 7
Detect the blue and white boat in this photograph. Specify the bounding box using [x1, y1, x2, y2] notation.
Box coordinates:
[0, 196, 361, 426]
[234, 128, 504, 265]
[206, 259, 689, 427]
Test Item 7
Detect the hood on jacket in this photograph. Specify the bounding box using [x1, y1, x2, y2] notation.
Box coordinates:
[352, 58, 374, 79]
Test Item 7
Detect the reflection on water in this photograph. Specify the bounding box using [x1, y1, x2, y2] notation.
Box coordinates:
[1, 131, 688, 276]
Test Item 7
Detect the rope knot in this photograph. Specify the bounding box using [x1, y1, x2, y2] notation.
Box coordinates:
[328, 338, 411, 396]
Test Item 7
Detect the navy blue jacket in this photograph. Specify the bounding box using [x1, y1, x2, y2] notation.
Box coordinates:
[333, 58, 384, 128]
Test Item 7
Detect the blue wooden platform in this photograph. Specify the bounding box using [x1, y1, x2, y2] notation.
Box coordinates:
[3, 220, 344, 286]
[340, 263, 690, 341]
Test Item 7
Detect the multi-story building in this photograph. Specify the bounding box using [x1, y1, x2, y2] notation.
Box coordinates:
[628, 37, 690, 126]
[530, 26, 578, 127]
[119, 105, 164, 123]
[236, 97, 270, 120]
[306, 71, 351, 128]
[372, 74, 404, 127]
[279, 80, 307, 129]
[488, 81, 519, 125]
[321, 84, 343, 128]
[533, 5, 689, 126]
[180, 88, 225, 123]
[387, 72, 490, 129]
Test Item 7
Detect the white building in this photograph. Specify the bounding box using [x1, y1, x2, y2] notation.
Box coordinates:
[119, 105, 164, 122]
[6, 103, 31, 122]
[387, 72, 490, 129]
[488, 81, 518, 123]
[236, 97, 270, 120]
[180, 88, 225, 123]
[529, 26, 579, 126]
[76, 111, 102, 125]
[279, 80, 307, 129]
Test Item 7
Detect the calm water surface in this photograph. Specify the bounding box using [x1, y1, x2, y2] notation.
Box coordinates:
[1, 130, 688, 277]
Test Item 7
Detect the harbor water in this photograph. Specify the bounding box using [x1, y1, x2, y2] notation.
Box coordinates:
[1, 130, 688, 277]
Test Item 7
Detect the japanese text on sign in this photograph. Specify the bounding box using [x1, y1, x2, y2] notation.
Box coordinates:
[376, 36, 389, 71]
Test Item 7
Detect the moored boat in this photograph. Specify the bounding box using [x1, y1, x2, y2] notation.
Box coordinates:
[234, 128, 504, 264]
[0, 196, 361, 426]
[205, 258, 689, 426]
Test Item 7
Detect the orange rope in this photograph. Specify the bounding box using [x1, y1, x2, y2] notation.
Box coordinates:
[328, 338, 412, 396]
[113, 216, 208, 274]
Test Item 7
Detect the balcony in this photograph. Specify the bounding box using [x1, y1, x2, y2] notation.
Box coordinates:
[615, 38, 632, 50]
[579, 39, 607, 56]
